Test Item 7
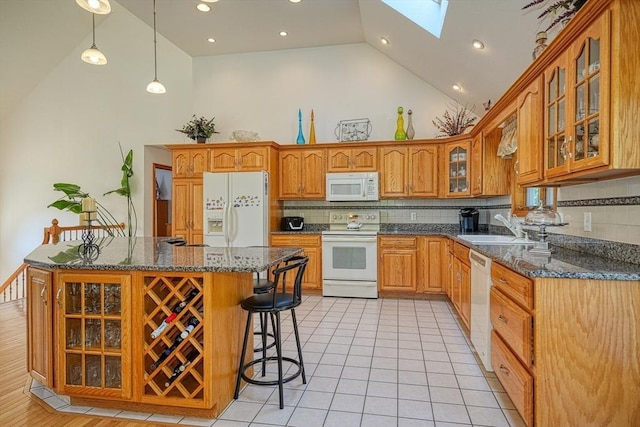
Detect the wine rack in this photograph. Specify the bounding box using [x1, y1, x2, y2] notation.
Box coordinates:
[142, 274, 205, 402]
[57, 273, 131, 399]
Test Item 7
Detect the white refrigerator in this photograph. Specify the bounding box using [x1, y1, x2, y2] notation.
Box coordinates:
[203, 171, 269, 247]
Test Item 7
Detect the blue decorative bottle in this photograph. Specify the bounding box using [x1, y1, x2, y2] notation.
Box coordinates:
[296, 109, 305, 144]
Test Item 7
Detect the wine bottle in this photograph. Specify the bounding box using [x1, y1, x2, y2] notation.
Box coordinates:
[169, 288, 199, 316]
[164, 348, 199, 387]
[180, 316, 200, 339]
[151, 334, 184, 370]
[150, 312, 177, 339]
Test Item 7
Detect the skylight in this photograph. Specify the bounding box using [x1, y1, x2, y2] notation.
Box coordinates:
[381, 0, 449, 38]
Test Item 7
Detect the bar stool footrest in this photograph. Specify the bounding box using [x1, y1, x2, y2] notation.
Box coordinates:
[240, 356, 303, 386]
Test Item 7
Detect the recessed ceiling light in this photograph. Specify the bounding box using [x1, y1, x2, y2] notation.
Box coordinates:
[196, 3, 211, 12]
[452, 84, 462, 91]
[472, 39, 485, 49]
[207, 38, 216, 43]
[280, 31, 288, 37]
[380, 37, 389, 45]
[289, 0, 303, 3]
[202, 0, 219, 2]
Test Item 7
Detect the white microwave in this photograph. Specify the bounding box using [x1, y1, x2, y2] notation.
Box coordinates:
[326, 172, 379, 201]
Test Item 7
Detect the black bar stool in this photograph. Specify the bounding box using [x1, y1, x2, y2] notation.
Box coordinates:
[252, 263, 280, 356]
[234, 255, 308, 409]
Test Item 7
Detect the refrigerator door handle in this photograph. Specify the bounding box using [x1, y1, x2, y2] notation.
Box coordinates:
[223, 201, 230, 245]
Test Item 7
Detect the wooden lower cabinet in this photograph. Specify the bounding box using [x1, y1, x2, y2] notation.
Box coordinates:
[417, 237, 447, 293]
[490, 261, 639, 426]
[27, 267, 54, 388]
[450, 242, 470, 329]
[378, 236, 418, 293]
[270, 234, 322, 291]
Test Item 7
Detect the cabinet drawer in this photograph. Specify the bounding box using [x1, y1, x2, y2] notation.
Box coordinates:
[490, 287, 533, 367]
[491, 331, 534, 427]
[491, 262, 533, 309]
[271, 234, 321, 247]
[453, 242, 470, 264]
[379, 236, 417, 249]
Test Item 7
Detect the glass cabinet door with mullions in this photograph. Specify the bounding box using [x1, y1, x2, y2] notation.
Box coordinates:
[57, 273, 131, 398]
[445, 142, 470, 196]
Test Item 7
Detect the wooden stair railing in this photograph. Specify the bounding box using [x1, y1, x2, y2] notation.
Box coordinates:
[0, 219, 125, 303]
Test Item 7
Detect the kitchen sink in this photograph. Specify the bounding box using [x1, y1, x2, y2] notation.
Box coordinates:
[457, 234, 535, 245]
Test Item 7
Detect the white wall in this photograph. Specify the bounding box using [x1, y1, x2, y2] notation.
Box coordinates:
[191, 43, 454, 144]
[0, 2, 192, 280]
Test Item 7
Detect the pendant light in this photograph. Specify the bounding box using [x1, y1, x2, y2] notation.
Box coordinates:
[81, 14, 107, 65]
[76, 0, 111, 15]
[147, 0, 166, 94]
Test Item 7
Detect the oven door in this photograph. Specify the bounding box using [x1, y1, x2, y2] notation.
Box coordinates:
[322, 234, 377, 282]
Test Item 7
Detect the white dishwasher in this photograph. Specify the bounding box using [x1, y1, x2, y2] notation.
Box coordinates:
[469, 249, 493, 371]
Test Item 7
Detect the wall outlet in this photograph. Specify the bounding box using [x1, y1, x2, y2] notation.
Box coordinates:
[410, 212, 417, 221]
[584, 212, 592, 232]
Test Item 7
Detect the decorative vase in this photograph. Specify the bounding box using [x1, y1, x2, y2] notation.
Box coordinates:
[394, 106, 407, 140]
[296, 108, 305, 144]
[196, 137, 206, 143]
[406, 109, 415, 140]
[308, 109, 316, 144]
[532, 31, 548, 60]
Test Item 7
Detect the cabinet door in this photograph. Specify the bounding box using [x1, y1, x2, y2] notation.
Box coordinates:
[350, 147, 377, 171]
[380, 147, 409, 197]
[326, 149, 352, 172]
[270, 235, 322, 289]
[173, 151, 191, 178]
[460, 261, 471, 329]
[452, 257, 462, 313]
[190, 180, 204, 244]
[544, 54, 571, 178]
[567, 13, 609, 172]
[210, 149, 237, 172]
[378, 237, 417, 293]
[173, 180, 190, 240]
[444, 141, 471, 196]
[278, 150, 303, 198]
[237, 147, 269, 171]
[517, 76, 544, 184]
[409, 146, 438, 197]
[426, 238, 446, 293]
[57, 273, 131, 399]
[300, 149, 326, 199]
[190, 151, 208, 176]
[471, 134, 483, 195]
[27, 267, 54, 388]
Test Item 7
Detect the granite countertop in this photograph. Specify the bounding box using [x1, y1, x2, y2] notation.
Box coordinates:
[271, 225, 639, 281]
[24, 237, 303, 273]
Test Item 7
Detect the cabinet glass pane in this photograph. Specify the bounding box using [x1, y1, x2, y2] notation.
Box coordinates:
[589, 74, 600, 115]
[84, 283, 101, 314]
[548, 104, 556, 135]
[575, 123, 586, 160]
[104, 283, 121, 315]
[66, 318, 82, 349]
[557, 135, 566, 167]
[66, 282, 81, 314]
[558, 99, 565, 131]
[559, 67, 566, 95]
[576, 83, 585, 120]
[67, 353, 82, 385]
[576, 45, 586, 82]
[105, 356, 122, 389]
[588, 118, 600, 158]
[85, 318, 102, 349]
[105, 320, 121, 349]
[548, 71, 557, 100]
[589, 38, 600, 74]
[85, 354, 102, 387]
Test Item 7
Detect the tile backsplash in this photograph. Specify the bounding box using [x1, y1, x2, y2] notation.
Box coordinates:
[283, 175, 640, 246]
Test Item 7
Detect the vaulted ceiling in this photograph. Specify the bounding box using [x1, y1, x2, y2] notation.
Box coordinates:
[0, 0, 548, 120]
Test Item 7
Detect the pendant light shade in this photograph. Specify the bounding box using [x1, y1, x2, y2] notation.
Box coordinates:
[147, 0, 166, 94]
[76, 0, 111, 15]
[81, 14, 107, 65]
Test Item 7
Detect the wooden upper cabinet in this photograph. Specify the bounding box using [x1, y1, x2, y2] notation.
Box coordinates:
[471, 131, 511, 196]
[173, 149, 208, 178]
[210, 146, 269, 172]
[327, 147, 377, 172]
[471, 134, 484, 195]
[278, 148, 325, 199]
[443, 140, 471, 197]
[517, 76, 544, 184]
[379, 144, 438, 198]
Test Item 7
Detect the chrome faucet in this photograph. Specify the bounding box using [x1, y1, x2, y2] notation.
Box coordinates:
[494, 214, 528, 240]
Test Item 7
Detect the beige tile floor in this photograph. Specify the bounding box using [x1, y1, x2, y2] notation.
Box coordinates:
[33, 295, 526, 427]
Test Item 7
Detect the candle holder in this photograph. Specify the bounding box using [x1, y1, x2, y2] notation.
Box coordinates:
[78, 211, 100, 262]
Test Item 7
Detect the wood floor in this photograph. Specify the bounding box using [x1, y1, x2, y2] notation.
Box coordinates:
[0, 300, 177, 427]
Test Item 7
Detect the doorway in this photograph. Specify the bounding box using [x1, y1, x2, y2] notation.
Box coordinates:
[153, 163, 172, 237]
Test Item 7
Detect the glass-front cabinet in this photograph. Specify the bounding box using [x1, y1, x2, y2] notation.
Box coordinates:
[444, 140, 471, 197]
[57, 273, 131, 398]
[544, 12, 609, 178]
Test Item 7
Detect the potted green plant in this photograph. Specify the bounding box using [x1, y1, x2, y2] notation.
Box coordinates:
[176, 115, 219, 143]
[522, 0, 588, 31]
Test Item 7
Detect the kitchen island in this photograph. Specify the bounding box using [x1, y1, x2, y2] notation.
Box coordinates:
[24, 237, 302, 418]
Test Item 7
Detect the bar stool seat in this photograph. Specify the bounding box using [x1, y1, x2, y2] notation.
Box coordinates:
[234, 255, 308, 409]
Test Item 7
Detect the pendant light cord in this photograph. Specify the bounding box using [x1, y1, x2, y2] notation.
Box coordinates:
[91, 13, 97, 47]
[152, 0, 158, 79]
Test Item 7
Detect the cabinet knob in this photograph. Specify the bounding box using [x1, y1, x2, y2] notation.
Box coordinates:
[498, 314, 508, 323]
[40, 285, 48, 305]
[499, 364, 510, 376]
